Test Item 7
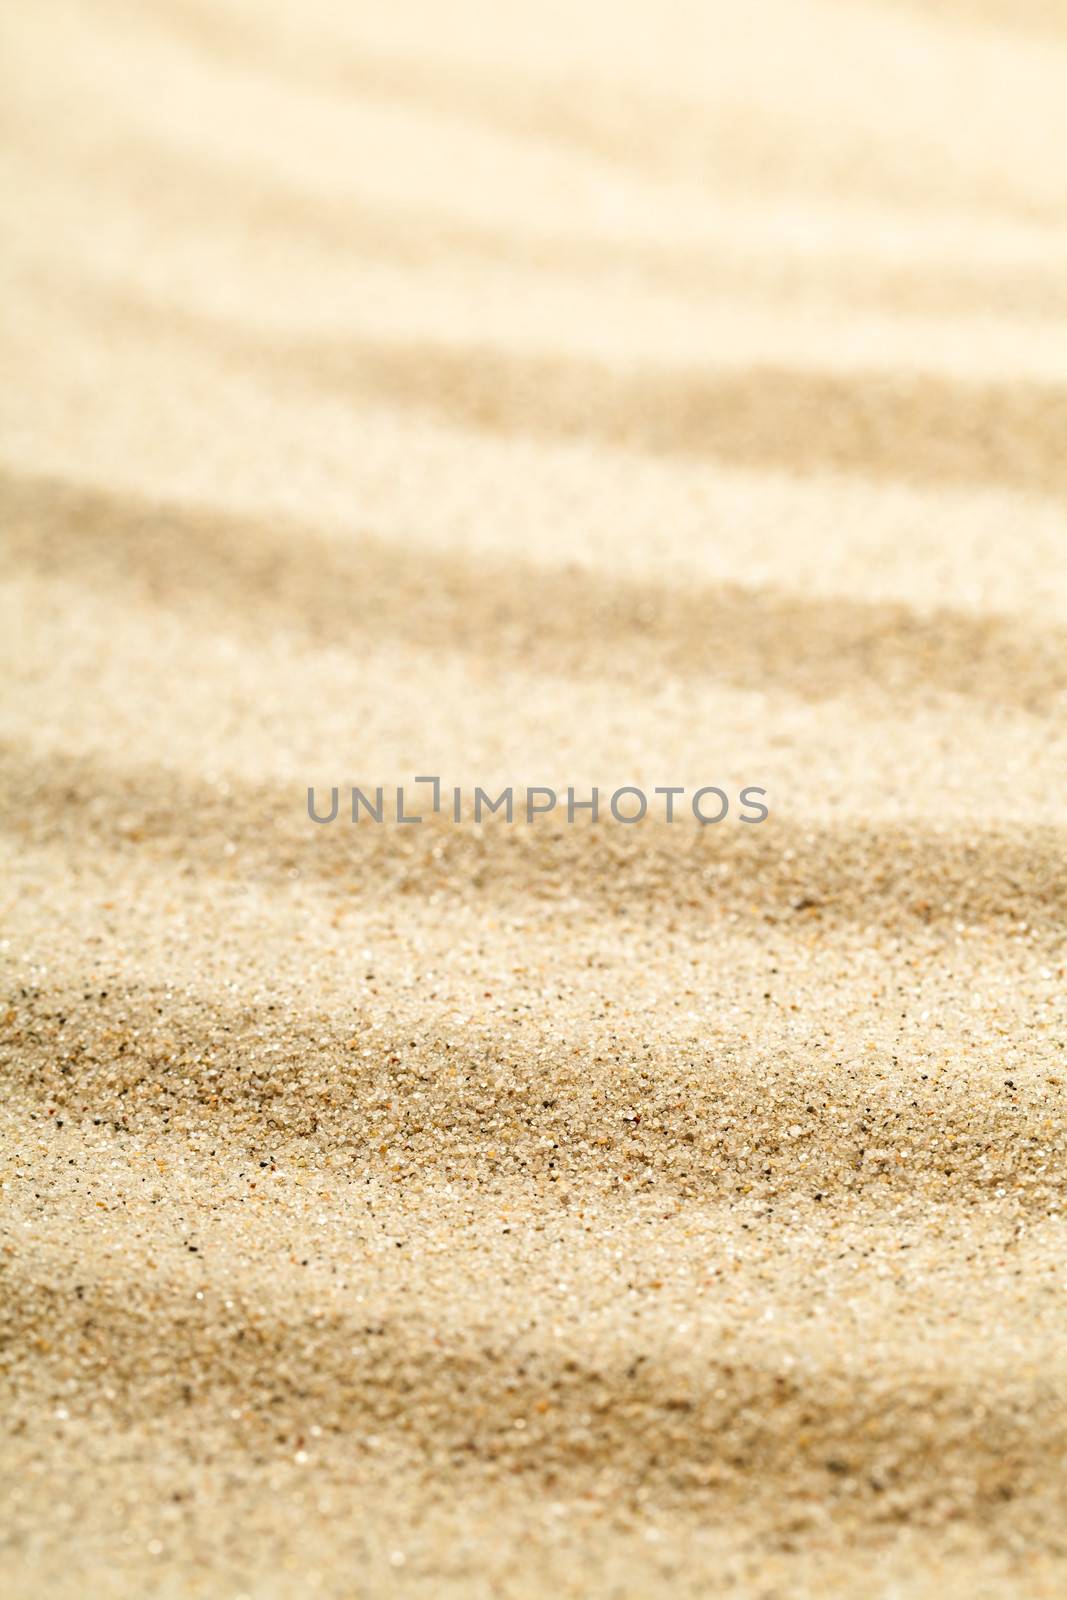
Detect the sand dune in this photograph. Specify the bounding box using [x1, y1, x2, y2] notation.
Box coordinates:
[2, 2, 1067, 1596]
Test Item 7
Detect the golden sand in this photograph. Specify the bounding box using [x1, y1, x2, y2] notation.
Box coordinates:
[3, 1, 1067, 1594]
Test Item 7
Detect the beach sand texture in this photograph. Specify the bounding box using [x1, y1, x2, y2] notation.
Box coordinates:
[3, 1, 1067, 1594]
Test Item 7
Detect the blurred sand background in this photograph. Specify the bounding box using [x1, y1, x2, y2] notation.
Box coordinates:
[3, 1, 1067, 1595]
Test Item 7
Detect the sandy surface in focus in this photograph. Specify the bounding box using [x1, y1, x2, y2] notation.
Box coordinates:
[3, 1, 1067, 1595]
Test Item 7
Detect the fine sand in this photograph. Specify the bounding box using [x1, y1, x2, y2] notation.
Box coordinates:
[3, 2, 1067, 1595]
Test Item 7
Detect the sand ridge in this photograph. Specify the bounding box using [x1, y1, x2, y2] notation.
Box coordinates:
[3, 0, 1067, 1595]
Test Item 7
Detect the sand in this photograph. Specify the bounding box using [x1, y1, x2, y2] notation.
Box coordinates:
[3, 1, 1067, 1595]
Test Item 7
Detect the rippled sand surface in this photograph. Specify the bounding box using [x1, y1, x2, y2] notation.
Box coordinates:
[3, 2, 1067, 1595]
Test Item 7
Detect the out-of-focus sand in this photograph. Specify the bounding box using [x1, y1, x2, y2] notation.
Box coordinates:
[3, 2, 1067, 1595]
